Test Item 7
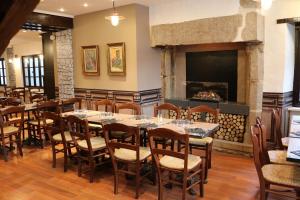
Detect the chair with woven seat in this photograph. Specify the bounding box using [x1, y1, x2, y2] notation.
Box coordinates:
[0, 106, 25, 161]
[272, 108, 288, 149]
[187, 105, 219, 179]
[28, 101, 60, 148]
[251, 124, 300, 200]
[43, 111, 75, 172]
[113, 102, 141, 142]
[256, 122, 299, 167]
[153, 103, 180, 149]
[148, 128, 204, 200]
[66, 115, 108, 183]
[61, 97, 82, 113]
[103, 123, 152, 199]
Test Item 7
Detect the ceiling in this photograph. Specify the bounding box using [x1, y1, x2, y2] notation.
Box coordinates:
[36, 0, 165, 17]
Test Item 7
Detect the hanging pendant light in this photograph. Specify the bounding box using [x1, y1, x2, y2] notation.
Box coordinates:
[105, 0, 125, 26]
[261, 0, 273, 10]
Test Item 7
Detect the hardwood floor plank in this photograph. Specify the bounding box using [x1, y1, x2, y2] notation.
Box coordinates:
[0, 146, 285, 200]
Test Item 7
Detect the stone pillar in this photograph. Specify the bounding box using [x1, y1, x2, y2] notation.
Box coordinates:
[55, 29, 74, 99]
[161, 46, 176, 100]
[5, 48, 16, 87]
[244, 43, 264, 144]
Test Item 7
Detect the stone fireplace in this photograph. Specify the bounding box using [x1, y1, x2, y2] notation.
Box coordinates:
[151, 0, 264, 154]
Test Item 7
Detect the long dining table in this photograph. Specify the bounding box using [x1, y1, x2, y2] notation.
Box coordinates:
[62, 109, 220, 145]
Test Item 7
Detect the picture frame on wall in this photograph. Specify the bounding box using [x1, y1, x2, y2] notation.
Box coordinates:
[107, 42, 126, 76]
[82, 45, 100, 76]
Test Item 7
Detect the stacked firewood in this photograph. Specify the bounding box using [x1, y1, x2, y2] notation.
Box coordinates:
[169, 109, 246, 143]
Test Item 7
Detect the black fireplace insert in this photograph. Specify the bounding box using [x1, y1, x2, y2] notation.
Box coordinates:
[186, 50, 237, 102]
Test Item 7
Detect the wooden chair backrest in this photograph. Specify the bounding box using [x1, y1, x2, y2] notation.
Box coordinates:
[42, 111, 65, 142]
[10, 90, 21, 98]
[65, 115, 94, 152]
[115, 102, 141, 115]
[103, 123, 140, 161]
[154, 103, 180, 119]
[272, 108, 284, 149]
[250, 124, 267, 187]
[30, 94, 47, 103]
[188, 105, 219, 123]
[0, 106, 25, 135]
[62, 97, 82, 112]
[0, 97, 21, 107]
[148, 128, 189, 174]
[94, 99, 114, 112]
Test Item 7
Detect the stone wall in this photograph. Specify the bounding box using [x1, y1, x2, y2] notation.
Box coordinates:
[5, 48, 16, 87]
[55, 30, 74, 99]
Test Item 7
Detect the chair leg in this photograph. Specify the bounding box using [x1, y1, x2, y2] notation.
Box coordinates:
[199, 163, 204, 197]
[89, 159, 95, 183]
[182, 177, 187, 200]
[204, 144, 209, 181]
[260, 184, 267, 200]
[158, 174, 163, 200]
[2, 144, 8, 162]
[78, 155, 82, 177]
[52, 143, 56, 168]
[63, 146, 68, 172]
[38, 126, 43, 149]
[135, 166, 140, 199]
[114, 171, 119, 195]
[208, 142, 213, 169]
[17, 134, 23, 157]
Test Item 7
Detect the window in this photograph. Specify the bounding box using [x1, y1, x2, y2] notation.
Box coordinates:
[22, 55, 44, 87]
[0, 58, 7, 86]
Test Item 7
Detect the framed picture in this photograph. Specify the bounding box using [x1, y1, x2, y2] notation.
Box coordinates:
[82, 45, 100, 76]
[107, 42, 126, 76]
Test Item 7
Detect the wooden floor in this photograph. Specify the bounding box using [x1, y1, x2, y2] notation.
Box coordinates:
[0, 146, 287, 200]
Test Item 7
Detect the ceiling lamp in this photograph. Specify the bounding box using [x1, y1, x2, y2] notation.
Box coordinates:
[261, 0, 273, 10]
[105, 0, 125, 26]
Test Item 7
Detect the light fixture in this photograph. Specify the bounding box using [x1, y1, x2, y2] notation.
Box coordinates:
[22, 29, 27, 33]
[105, 0, 125, 27]
[83, 3, 88, 7]
[58, 8, 65, 12]
[261, 0, 273, 10]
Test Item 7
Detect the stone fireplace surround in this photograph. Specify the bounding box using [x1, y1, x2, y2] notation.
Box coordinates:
[151, 1, 264, 154]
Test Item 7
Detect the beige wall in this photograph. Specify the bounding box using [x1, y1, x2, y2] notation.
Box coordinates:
[10, 40, 43, 87]
[73, 5, 138, 91]
[73, 4, 160, 92]
[136, 5, 161, 91]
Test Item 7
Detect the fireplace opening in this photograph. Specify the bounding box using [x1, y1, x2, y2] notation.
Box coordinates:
[186, 50, 238, 102]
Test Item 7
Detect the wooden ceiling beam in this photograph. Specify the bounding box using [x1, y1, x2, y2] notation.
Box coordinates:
[0, 0, 39, 55]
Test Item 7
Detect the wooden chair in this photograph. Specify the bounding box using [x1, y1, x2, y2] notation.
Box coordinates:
[148, 128, 204, 200]
[0, 106, 25, 161]
[43, 111, 75, 172]
[30, 93, 47, 103]
[89, 99, 115, 133]
[0, 97, 21, 107]
[187, 105, 219, 179]
[66, 115, 108, 183]
[103, 123, 152, 198]
[61, 97, 82, 113]
[115, 102, 141, 115]
[12, 87, 25, 102]
[28, 101, 60, 148]
[272, 108, 288, 149]
[94, 99, 114, 112]
[251, 124, 300, 200]
[113, 102, 141, 142]
[256, 122, 299, 167]
[153, 103, 180, 149]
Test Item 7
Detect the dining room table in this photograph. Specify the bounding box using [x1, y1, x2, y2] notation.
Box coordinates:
[62, 109, 220, 146]
[286, 115, 300, 163]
